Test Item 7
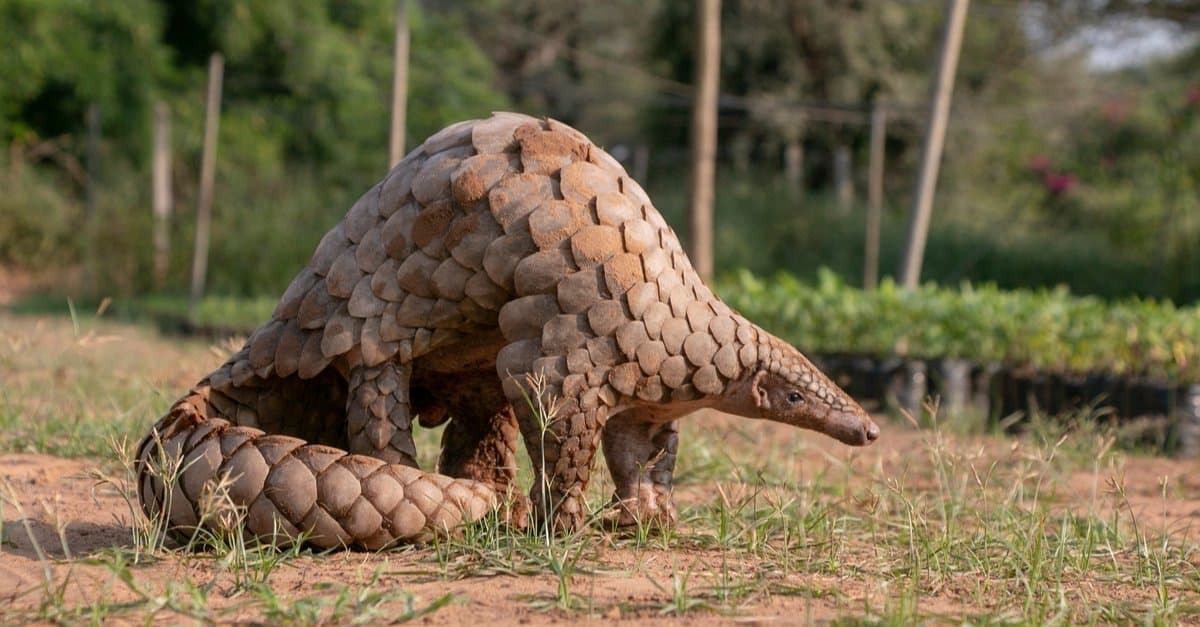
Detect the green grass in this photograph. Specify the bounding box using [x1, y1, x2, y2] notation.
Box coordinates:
[1, 312, 1198, 623]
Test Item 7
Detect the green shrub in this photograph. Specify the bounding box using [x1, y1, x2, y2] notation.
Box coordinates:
[717, 269, 1200, 382]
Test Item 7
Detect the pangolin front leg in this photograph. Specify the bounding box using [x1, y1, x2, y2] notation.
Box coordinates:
[602, 414, 679, 528]
[345, 361, 418, 467]
[499, 338, 610, 534]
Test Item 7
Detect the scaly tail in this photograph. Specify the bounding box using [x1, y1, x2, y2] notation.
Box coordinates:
[135, 385, 498, 549]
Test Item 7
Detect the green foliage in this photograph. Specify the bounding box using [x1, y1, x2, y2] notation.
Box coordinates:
[0, 159, 80, 267]
[719, 269, 1200, 381]
[0, 0, 508, 297]
[0, 0, 167, 148]
[648, 174, 1164, 303]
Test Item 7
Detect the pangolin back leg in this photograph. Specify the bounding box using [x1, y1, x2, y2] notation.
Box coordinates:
[345, 361, 418, 467]
[414, 365, 526, 524]
[437, 406, 527, 526]
[601, 414, 679, 528]
[434, 385, 520, 493]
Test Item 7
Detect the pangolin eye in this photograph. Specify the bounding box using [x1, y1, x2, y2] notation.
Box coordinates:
[787, 391, 803, 404]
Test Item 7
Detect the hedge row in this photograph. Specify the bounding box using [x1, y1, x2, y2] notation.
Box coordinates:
[717, 269, 1200, 383]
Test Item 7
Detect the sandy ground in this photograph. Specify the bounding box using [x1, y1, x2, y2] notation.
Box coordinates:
[2, 423, 1199, 625]
[1, 310, 1199, 623]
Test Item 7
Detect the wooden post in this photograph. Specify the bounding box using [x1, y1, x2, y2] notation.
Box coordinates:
[688, 0, 720, 280]
[83, 103, 100, 297]
[784, 138, 804, 189]
[899, 0, 969, 289]
[152, 101, 172, 288]
[388, 0, 410, 169]
[834, 143, 853, 210]
[864, 100, 886, 291]
[190, 53, 223, 310]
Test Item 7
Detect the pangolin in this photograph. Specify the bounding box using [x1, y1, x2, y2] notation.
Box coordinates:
[136, 112, 879, 549]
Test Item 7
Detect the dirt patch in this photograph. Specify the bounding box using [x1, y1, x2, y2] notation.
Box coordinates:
[2, 312, 1198, 623]
[3, 422, 1199, 624]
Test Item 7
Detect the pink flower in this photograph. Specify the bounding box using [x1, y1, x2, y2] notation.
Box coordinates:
[1043, 172, 1078, 195]
[1188, 84, 1200, 108]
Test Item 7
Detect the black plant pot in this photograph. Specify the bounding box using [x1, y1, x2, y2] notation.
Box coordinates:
[1173, 384, 1200, 459]
[887, 359, 928, 420]
[932, 358, 972, 418]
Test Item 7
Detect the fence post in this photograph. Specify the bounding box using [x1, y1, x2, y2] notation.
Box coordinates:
[687, 0, 720, 281]
[83, 103, 100, 297]
[864, 100, 886, 291]
[834, 143, 853, 210]
[784, 138, 804, 189]
[152, 101, 173, 288]
[388, 0, 410, 169]
[899, 0, 970, 289]
[190, 53, 223, 311]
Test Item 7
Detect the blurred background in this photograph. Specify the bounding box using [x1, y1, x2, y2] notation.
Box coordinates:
[3, 0, 1197, 300]
[2, 0, 1199, 444]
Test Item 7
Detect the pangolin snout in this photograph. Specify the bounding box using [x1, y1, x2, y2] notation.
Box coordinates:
[826, 409, 880, 446]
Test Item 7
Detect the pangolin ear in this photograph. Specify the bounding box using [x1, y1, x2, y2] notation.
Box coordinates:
[751, 369, 770, 410]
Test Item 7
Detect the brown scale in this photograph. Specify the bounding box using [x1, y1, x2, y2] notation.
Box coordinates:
[137, 113, 879, 549]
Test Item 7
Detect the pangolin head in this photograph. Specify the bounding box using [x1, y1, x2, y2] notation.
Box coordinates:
[725, 333, 880, 446]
